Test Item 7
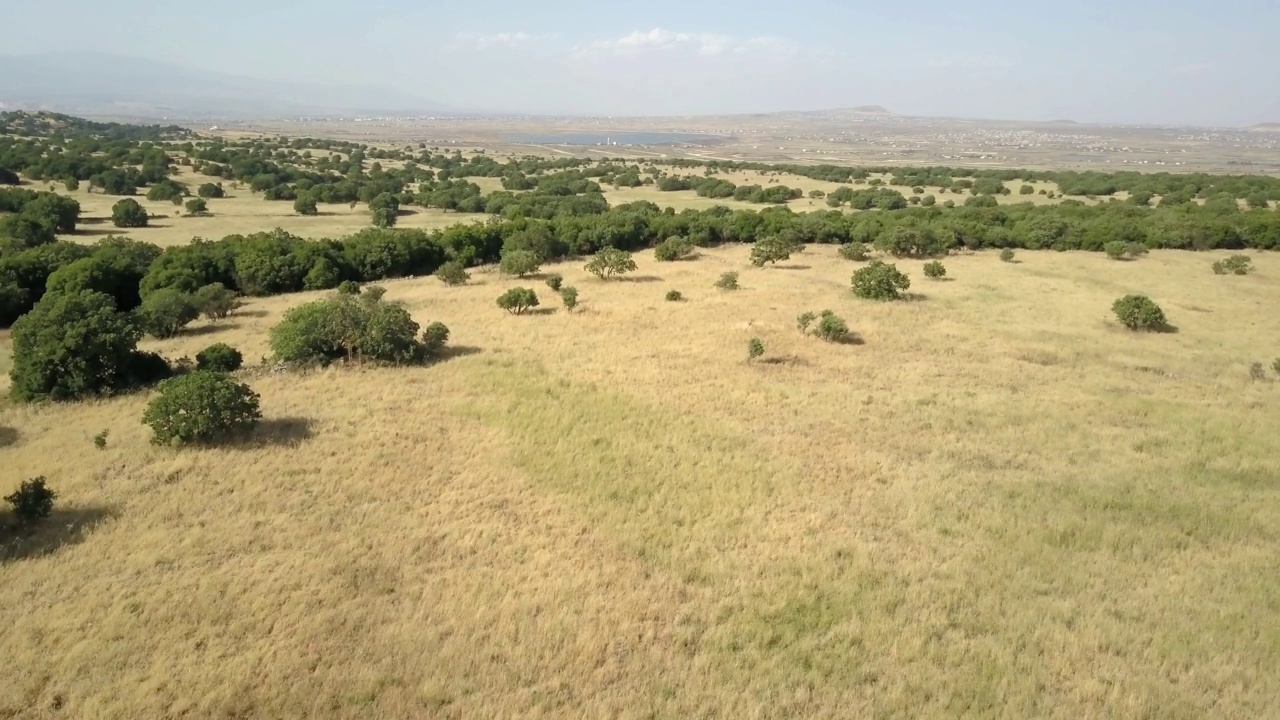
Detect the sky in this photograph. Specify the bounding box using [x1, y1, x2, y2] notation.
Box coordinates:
[6, 0, 1280, 126]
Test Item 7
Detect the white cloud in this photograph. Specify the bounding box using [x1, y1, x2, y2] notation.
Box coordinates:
[452, 31, 555, 50]
[580, 28, 795, 58]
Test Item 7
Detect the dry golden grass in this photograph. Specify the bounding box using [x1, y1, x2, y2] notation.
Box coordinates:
[2, 247, 1280, 718]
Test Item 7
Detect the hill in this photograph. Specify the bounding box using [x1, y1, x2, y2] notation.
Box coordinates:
[1249, 122, 1280, 133]
[0, 52, 450, 120]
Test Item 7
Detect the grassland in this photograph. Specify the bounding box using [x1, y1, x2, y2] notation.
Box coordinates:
[2, 244, 1278, 718]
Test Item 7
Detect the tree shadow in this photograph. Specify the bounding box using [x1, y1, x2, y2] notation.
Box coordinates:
[230, 417, 314, 449]
[525, 307, 558, 316]
[833, 333, 866, 346]
[436, 345, 482, 361]
[618, 275, 664, 283]
[1, 506, 117, 564]
[899, 292, 928, 302]
[0, 427, 18, 448]
[74, 227, 120, 237]
[771, 264, 812, 270]
[180, 322, 240, 338]
[234, 309, 270, 318]
[760, 355, 811, 366]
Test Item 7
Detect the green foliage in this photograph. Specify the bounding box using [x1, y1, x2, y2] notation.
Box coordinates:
[499, 249, 542, 278]
[93, 429, 109, 450]
[838, 242, 870, 261]
[135, 288, 199, 338]
[497, 287, 539, 315]
[750, 234, 803, 267]
[747, 337, 765, 362]
[797, 311, 817, 333]
[1000, 248, 1016, 262]
[1273, 358, 1280, 377]
[1212, 255, 1253, 275]
[9, 289, 157, 401]
[584, 247, 637, 280]
[194, 282, 239, 320]
[420, 321, 450, 356]
[146, 181, 185, 203]
[197, 183, 224, 199]
[196, 343, 243, 372]
[434, 260, 470, 286]
[1104, 241, 1127, 260]
[293, 195, 319, 216]
[1019, 184, 1035, 195]
[110, 198, 148, 228]
[923, 260, 947, 279]
[142, 371, 262, 446]
[880, 225, 947, 258]
[1125, 242, 1149, 259]
[813, 310, 850, 343]
[851, 260, 911, 300]
[337, 280, 362, 295]
[5, 477, 56, 526]
[665, 289, 684, 302]
[654, 236, 696, 262]
[921, 195, 936, 207]
[560, 286, 579, 312]
[184, 198, 208, 216]
[544, 273, 563, 292]
[715, 271, 740, 291]
[1112, 294, 1168, 332]
[369, 192, 399, 227]
[270, 291, 424, 364]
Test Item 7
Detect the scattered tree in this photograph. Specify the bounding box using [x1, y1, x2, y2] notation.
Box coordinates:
[813, 310, 850, 343]
[665, 289, 684, 302]
[838, 242, 870, 261]
[111, 198, 148, 228]
[584, 247, 637, 280]
[715, 271, 740, 290]
[5, 477, 56, 526]
[1112, 294, 1168, 331]
[434, 260, 470, 286]
[654, 236, 696, 262]
[497, 287, 539, 315]
[369, 192, 399, 228]
[197, 183, 224, 199]
[420, 321, 450, 357]
[1212, 255, 1253, 275]
[194, 282, 239, 321]
[135, 288, 199, 338]
[142, 371, 262, 446]
[851, 260, 911, 300]
[747, 337, 765, 362]
[184, 198, 208, 216]
[750, 234, 804, 267]
[560, 286, 579, 312]
[1000, 248, 1016, 262]
[271, 290, 425, 364]
[500, 249, 542, 278]
[196, 343, 243, 372]
[545, 273, 563, 291]
[923, 260, 947, 279]
[293, 196, 319, 216]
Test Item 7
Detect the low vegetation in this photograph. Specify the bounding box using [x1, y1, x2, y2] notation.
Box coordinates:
[1213, 254, 1254, 275]
[142, 371, 262, 446]
[1112, 294, 1168, 331]
[851, 260, 911, 300]
[497, 287, 539, 315]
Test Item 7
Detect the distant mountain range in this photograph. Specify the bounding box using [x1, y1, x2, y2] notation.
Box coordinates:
[0, 52, 451, 121]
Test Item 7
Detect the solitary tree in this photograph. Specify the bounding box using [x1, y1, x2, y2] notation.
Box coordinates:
[184, 198, 208, 216]
[500, 249, 542, 278]
[293, 196, 319, 216]
[497, 287, 539, 315]
[111, 198, 149, 228]
[142, 371, 262, 446]
[369, 193, 399, 228]
[1112, 294, 1168, 331]
[584, 247, 637, 280]
[750, 234, 803, 267]
[434, 260, 470, 286]
[851, 260, 911, 300]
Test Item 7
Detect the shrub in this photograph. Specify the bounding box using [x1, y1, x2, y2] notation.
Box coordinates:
[747, 337, 765, 362]
[93, 429, 109, 450]
[293, 196, 319, 216]
[195, 343, 243, 372]
[923, 261, 947, 279]
[943, 199, 956, 208]
[111, 198, 148, 228]
[1212, 255, 1253, 275]
[1019, 184, 1035, 195]
[584, 247, 637, 280]
[545, 273, 563, 292]
[499, 249, 541, 278]
[797, 311, 817, 333]
[5, 477, 56, 526]
[1125, 242, 1149, 259]
[194, 282, 239, 321]
[337, 280, 362, 295]
[435, 260, 470, 286]
[560, 286, 579, 312]
[368, 192, 399, 228]
[750, 234, 803, 267]
[838, 242, 870, 261]
[497, 287, 539, 315]
[197, 183, 224, 199]
[142, 371, 262, 446]
[184, 198, 208, 216]
[1104, 241, 1127, 260]
[270, 292, 423, 364]
[1112, 294, 1167, 331]
[715, 271, 740, 291]
[654, 236, 696, 262]
[665, 289, 683, 302]
[921, 195, 936, 206]
[1249, 362, 1268, 382]
[813, 310, 850, 342]
[881, 225, 947, 258]
[135, 288, 199, 338]
[851, 260, 911, 300]
[1000, 248, 1016, 262]
[421, 321, 450, 356]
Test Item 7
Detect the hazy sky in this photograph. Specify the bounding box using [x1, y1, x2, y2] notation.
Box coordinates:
[7, 0, 1279, 125]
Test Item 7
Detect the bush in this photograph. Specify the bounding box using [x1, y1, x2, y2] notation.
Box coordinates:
[499, 249, 541, 278]
[135, 288, 199, 338]
[665, 289, 683, 302]
[750, 234, 803, 267]
[813, 310, 850, 342]
[1212, 255, 1253, 275]
[421, 321, 450, 356]
[923, 260, 947, 279]
[1112, 294, 1167, 331]
[797, 311, 817, 332]
[194, 282, 239, 320]
[5, 477, 56, 526]
[368, 192, 399, 228]
[142, 371, 262, 446]
[852, 260, 911, 300]
[921, 195, 936, 206]
[1249, 362, 1268, 382]
[270, 292, 423, 364]
[715, 271, 740, 291]
[838, 242, 870, 261]
[184, 198, 208, 216]
[195, 343, 243, 372]
[197, 183, 224, 199]
[747, 337, 765, 362]
[9, 290, 150, 401]
[435, 260, 470, 286]
[293, 196, 319, 216]
[1125, 242, 1149, 259]
[1000, 248, 1016, 262]
[654, 236, 696, 262]
[1104, 241, 1127, 260]
[497, 287, 539, 315]
[337, 280, 362, 295]
[560, 286, 579, 312]
[111, 198, 148, 228]
[584, 247, 637, 280]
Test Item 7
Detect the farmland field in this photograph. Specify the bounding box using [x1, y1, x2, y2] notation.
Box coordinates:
[3, 245, 1278, 718]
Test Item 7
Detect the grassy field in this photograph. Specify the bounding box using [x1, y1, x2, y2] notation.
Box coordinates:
[2, 246, 1279, 718]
